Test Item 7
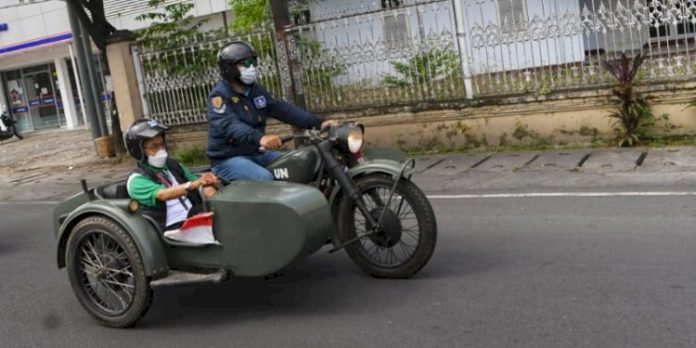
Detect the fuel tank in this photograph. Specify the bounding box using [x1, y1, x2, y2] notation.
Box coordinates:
[266, 147, 321, 183]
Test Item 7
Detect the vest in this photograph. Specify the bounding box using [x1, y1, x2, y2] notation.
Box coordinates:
[133, 158, 202, 232]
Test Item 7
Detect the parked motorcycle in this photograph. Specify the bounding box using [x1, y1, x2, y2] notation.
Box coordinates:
[0, 110, 23, 141]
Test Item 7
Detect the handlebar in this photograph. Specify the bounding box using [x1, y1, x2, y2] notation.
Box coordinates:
[280, 134, 294, 144]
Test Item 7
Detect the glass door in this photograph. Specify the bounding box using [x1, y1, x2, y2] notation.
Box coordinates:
[4, 70, 31, 131]
[23, 67, 60, 130]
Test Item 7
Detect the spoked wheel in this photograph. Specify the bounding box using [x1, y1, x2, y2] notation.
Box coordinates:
[66, 216, 152, 328]
[337, 174, 437, 278]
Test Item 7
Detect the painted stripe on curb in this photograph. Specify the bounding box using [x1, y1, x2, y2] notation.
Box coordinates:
[427, 192, 696, 199]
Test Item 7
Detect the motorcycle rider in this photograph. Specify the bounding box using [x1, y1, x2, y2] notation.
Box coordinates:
[206, 41, 337, 181]
[125, 118, 218, 231]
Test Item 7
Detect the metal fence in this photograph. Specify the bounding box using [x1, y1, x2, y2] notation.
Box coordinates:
[462, 0, 696, 96]
[133, 0, 696, 126]
[135, 29, 282, 126]
[287, 0, 465, 112]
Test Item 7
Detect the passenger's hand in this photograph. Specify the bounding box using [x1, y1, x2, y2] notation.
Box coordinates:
[320, 119, 339, 130]
[260, 134, 282, 149]
[199, 172, 218, 187]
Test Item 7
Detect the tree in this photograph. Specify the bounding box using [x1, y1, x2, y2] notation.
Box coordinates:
[229, 0, 271, 32]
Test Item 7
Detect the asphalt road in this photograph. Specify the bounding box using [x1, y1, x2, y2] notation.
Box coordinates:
[1, 193, 696, 348]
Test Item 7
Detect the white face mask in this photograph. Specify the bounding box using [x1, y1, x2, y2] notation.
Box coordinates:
[148, 149, 168, 168]
[239, 65, 258, 85]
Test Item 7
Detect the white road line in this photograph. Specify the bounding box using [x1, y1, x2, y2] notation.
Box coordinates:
[428, 192, 696, 199]
[0, 201, 59, 205]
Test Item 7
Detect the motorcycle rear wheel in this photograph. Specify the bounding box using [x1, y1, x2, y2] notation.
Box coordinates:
[337, 174, 437, 278]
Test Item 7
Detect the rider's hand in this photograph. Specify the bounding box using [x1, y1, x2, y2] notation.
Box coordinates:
[320, 119, 339, 130]
[260, 134, 283, 149]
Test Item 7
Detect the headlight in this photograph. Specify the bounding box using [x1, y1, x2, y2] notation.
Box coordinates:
[347, 129, 364, 153]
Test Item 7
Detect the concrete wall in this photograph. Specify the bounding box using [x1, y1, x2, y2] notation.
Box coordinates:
[166, 82, 696, 153]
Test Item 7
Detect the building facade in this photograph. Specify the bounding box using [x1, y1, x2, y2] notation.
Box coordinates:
[0, 0, 230, 133]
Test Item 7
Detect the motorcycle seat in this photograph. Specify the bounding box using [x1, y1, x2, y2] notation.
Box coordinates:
[99, 181, 129, 199]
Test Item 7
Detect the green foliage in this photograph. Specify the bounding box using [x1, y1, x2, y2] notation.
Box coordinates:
[136, 0, 207, 48]
[229, 0, 271, 32]
[174, 146, 209, 167]
[383, 47, 462, 89]
[136, 0, 217, 76]
[297, 36, 346, 95]
[601, 53, 656, 147]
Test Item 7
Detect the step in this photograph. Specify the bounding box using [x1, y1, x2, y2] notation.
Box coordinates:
[150, 269, 228, 288]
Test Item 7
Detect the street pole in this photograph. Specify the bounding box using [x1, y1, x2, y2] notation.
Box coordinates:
[79, 18, 109, 136]
[270, 0, 306, 108]
[452, 0, 474, 99]
[67, 0, 103, 140]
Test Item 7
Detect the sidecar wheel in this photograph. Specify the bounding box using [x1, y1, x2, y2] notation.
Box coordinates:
[337, 174, 437, 278]
[66, 216, 152, 328]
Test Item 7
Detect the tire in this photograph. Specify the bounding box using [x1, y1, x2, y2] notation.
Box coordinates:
[66, 216, 153, 328]
[337, 174, 437, 278]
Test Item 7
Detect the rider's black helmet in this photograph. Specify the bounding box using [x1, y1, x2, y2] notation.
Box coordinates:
[218, 41, 257, 83]
[125, 118, 169, 162]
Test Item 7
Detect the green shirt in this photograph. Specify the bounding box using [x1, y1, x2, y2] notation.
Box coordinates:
[127, 162, 198, 207]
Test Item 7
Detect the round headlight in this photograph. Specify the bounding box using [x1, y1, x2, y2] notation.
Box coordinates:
[347, 129, 364, 153]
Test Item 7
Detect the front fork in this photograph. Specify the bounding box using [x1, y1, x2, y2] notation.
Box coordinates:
[316, 142, 416, 253]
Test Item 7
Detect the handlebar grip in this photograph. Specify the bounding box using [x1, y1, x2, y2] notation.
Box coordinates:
[280, 134, 294, 143]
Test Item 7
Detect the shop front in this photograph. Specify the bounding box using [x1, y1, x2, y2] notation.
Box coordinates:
[3, 63, 67, 131]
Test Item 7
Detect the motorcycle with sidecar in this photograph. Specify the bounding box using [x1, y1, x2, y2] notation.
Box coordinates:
[53, 122, 436, 328]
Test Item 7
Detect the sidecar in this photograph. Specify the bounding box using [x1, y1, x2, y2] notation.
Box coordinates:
[54, 179, 334, 327]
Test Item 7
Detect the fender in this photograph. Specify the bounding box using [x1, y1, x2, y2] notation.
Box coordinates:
[56, 200, 169, 279]
[328, 158, 415, 209]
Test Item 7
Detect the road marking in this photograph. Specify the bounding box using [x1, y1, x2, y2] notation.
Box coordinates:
[0, 201, 59, 205]
[428, 191, 696, 199]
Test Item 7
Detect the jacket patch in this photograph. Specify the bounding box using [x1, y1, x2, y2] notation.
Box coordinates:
[211, 96, 223, 108]
[231, 96, 240, 103]
[253, 96, 267, 109]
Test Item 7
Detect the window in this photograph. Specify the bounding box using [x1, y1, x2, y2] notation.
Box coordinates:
[293, 9, 311, 25]
[384, 13, 409, 50]
[498, 0, 528, 34]
[381, 0, 402, 10]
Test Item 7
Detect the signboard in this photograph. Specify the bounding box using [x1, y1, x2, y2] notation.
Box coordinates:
[0, 24, 7, 32]
[12, 106, 28, 114]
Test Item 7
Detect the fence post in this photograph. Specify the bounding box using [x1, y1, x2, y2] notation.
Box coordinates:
[452, 0, 474, 99]
[270, 0, 307, 108]
[105, 39, 144, 137]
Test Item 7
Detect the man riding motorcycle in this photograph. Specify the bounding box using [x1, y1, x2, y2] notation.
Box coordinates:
[205, 41, 337, 181]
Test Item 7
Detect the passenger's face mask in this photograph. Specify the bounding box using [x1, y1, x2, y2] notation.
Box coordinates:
[239, 65, 258, 85]
[148, 149, 168, 168]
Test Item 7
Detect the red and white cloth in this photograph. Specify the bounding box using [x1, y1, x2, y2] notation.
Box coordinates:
[163, 212, 219, 245]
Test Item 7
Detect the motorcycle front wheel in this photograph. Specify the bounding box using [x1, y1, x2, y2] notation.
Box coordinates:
[337, 173, 437, 278]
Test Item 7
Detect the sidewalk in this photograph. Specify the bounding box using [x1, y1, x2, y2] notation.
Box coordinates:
[3, 129, 696, 202]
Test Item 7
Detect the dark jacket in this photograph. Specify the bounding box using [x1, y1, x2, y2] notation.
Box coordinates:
[134, 158, 202, 232]
[206, 80, 322, 164]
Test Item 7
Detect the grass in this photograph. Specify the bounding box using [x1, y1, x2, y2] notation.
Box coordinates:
[173, 146, 209, 167]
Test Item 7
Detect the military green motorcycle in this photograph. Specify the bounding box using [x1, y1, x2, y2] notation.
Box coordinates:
[53, 122, 436, 328]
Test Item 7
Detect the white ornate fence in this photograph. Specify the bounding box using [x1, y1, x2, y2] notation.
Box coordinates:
[133, 0, 696, 126]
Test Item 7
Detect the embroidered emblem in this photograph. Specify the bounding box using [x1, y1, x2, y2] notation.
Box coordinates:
[231, 96, 240, 103]
[253, 96, 267, 109]
[211, 96, 223, 109]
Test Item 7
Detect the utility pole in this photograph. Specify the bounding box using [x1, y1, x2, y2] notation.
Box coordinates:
[67, 1, 103, 141]
[270, 0, 307, 109]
